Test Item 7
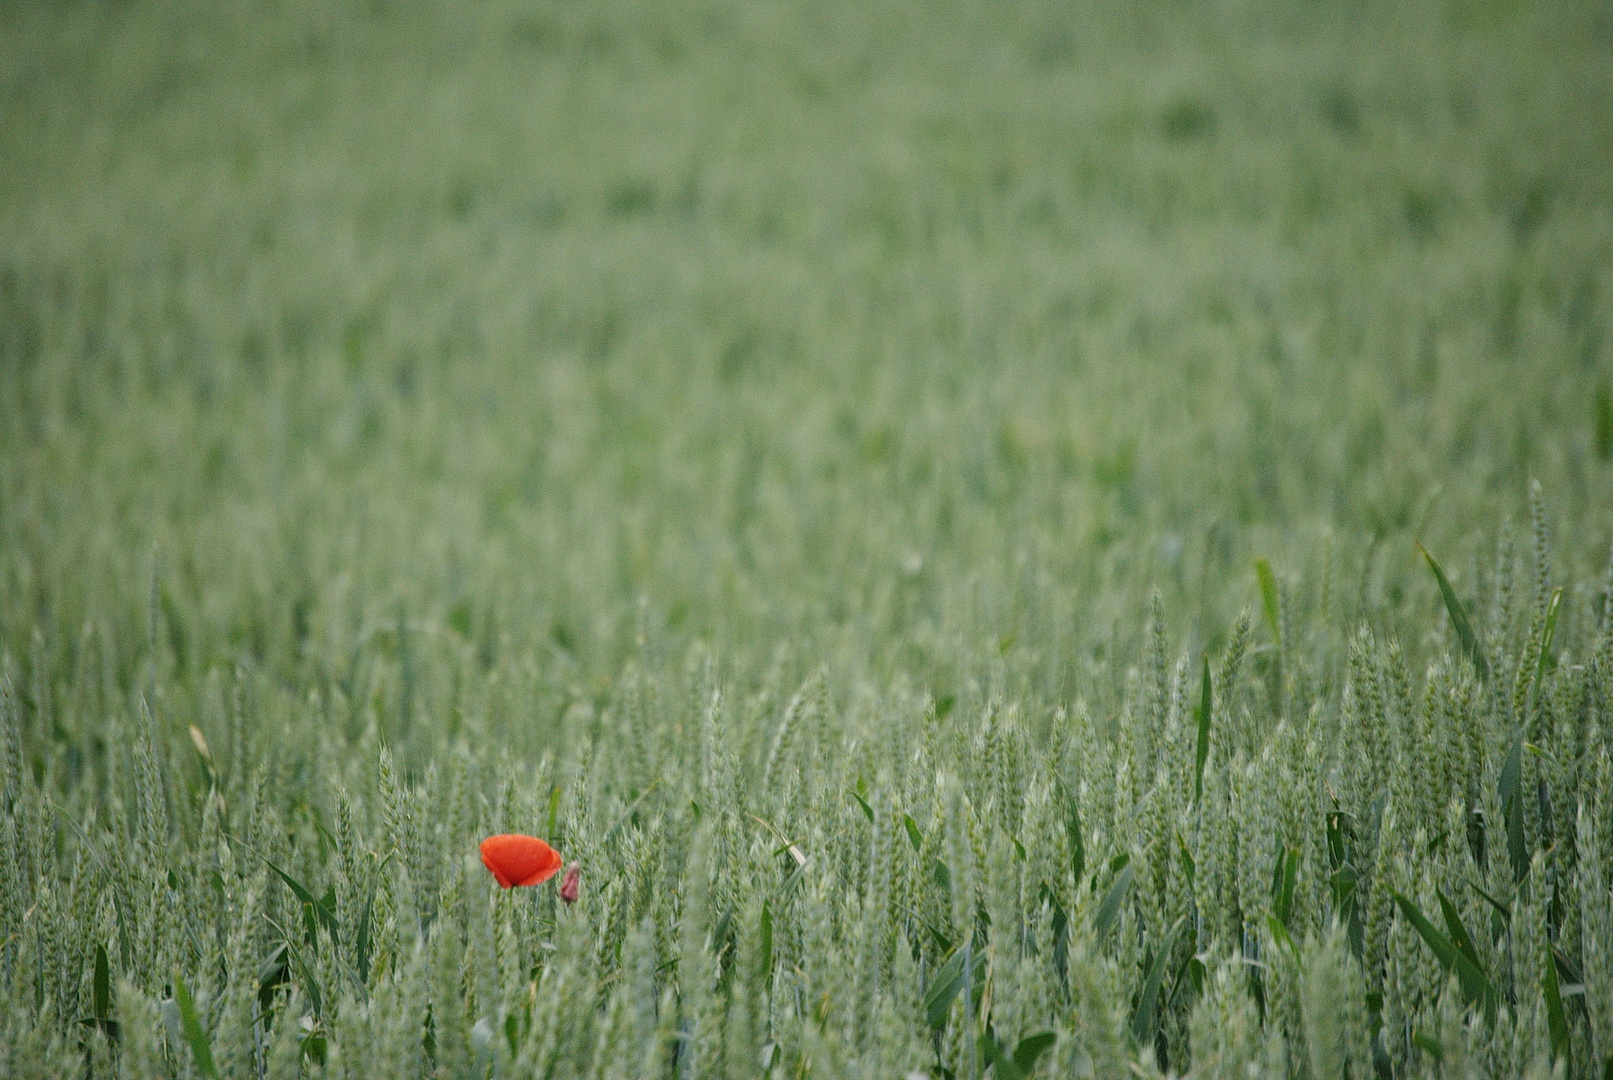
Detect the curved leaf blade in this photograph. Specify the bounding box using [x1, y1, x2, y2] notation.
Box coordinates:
[1416, 542, 1489, 682]
[1093, 860, 1134, 938]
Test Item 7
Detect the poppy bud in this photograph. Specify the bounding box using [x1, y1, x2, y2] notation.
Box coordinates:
[559, 862, 581, 904]
[479, 834, 563, 889]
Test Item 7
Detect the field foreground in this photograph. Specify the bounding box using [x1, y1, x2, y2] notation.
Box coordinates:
[4, 0, 1613, 1077]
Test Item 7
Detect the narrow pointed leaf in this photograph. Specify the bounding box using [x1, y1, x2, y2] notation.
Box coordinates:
[924, 948, 969, 1031]
[1131, 917, 1185, 1047]
[267, 916, 324, 1019]
[1394, 892, 1496, 1021]
[1545, 942, 1569, 1068]
[1057, 778, 1085, 884]
[92, 943, 111, 1022]
[354, 879, 374, 985]
[1272, 846, 1300, 929]
[1536, 586, 1563, 688]
[257, 942, 289, 1012]
[1436, 890, 1483, 974]
[262, 856, 339, 945]
[1193, 653, 1212, 803]
[1041, 883, 1070, 990]
[903, 814, 924, 853]
[1465, 879, 1511, 927]
[850, 788, 874, 823]
[1499, 736, 1528, 883]
[1254, 558, 1281, 652]
[172, 972, 220, 1079]
[759, 900, 773, 984]
[1093, 860, 1134, 937]
[545, 784, 562, 839]
[1417, 542, 1489, 681]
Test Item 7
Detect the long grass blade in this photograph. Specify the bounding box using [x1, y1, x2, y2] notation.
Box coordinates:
[1544, 942, 1570, 1070]
[1131, 917, 1185, 1048]
[1254, 558, 1281, 653]
[172, 972, 220, 1079]
[1416, 542, 1490, 682]
[1393, 892, 1497, 1021]
[1093, 859, 1134, 938]
[1499, 736, 1528, 883]
[1536, 586, 1563, 688]
[924, 947, 968, 1031]
[262, 855, 339, 946]
[1193, 654, 1212, 804]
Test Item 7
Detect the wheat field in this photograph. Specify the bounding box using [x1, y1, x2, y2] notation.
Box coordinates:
[3, 0, 1613, 1077]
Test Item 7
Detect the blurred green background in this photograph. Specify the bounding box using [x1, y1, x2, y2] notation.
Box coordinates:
[3, 0, 1611, 734]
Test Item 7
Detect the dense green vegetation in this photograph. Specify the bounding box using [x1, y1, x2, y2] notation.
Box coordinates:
[4, 0, 1613, 1076]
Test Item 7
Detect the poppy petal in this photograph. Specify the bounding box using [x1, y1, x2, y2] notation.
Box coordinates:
[480, 834, 562, 889]
[481, 846, 515, 888]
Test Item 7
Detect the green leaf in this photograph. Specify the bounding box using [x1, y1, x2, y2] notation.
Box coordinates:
[172, 972, 220, 1079]
[1436, 890, 1481, 974]
[258, 942, 289, 1013]
[1499, 735, 1529, 884]
[1040, 882, 1070, 990]
[1536, 586, 1563, 688]
[1131, 917, 1185, 1048]
[758, 900, 773, 985]
[1176, 831, 1196, 888]
[903, 814, 925, 853]
[1012, 1031, 1057, 1075]
[924, 948, 969, 1031]
[113, 894, 134, 973]
[354, 879, 374, 985]
[262, 856, 339, 947]
[980, 1033, 1025, 1080]
[92, 943, 111, 1022]
[1193, 654, 1212, 804]
[1254, 558, 1282, 654]
[1055, 777, 1085, 884]
[1186, 955, 1207, 998]
[1266, 914, 1299, 962]
[780, 857, 809, 899]
[545, 784, 562, 839]
[1412, 1030, 1445, 1063]
[268, 916, 324, 1020]
[1393, 892, 1496, 1021]
[1416, 542, 1490, 682]
[1545, 941, 1570, 1069]
[1272, 846, 1300, 929]
[1325, 809, 1351, 871]
[850, 788, 874, 823]
[1466, 879, 1512, 927]
[77, 942, 120, 1043]
[1093, 860, 1134, 938]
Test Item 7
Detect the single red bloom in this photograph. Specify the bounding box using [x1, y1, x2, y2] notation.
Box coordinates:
[479, 834, 563, 889]
[559, 862, 581, 904]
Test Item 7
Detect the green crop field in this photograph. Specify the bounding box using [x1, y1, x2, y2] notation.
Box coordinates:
[3, 0, 1613, 1076]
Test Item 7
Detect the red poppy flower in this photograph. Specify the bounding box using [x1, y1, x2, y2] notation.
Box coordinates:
[479, 834, 563, 889]
[559, 862, 581, 904]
